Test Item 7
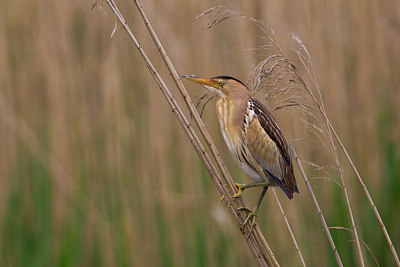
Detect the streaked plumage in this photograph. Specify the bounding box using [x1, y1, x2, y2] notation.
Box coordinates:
[181, 75, 299, 200]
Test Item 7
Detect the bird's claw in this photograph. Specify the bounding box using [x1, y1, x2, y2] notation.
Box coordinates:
[238, 207, 258, 238]
[237, 207, 253, 213]
[233, 183, 245, 198]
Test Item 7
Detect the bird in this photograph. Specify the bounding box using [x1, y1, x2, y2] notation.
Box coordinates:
[181, 75, 300, 231]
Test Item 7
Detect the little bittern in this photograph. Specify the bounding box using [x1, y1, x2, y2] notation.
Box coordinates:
[181, 75, 299, 231]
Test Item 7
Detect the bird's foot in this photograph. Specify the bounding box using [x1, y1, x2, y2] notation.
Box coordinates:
[238, 207, 258, 238]
[237, 206, 253, 213]
[232, 182, 269, 199]
[233, 183, 247, 198]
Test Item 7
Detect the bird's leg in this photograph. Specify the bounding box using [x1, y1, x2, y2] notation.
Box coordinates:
[238, 186, 268, 237]
[233, 181, 269, 198]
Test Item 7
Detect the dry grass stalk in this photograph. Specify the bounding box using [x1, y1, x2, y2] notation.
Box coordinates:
[291, 148, 343, 266]
[329, 120, 400, 266]
[290, 33, 399, 266]
[328, 227, 380, 266]
[271, 188, 306, 267]
[102, 0, 279, 265]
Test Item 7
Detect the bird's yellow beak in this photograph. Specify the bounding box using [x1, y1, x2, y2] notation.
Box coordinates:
[180, 75, 219, 88]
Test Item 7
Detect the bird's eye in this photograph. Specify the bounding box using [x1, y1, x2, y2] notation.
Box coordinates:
[218, 80, 224, 87]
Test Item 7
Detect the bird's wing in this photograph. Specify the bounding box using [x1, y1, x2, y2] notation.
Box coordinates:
[244, 98, 299, 199]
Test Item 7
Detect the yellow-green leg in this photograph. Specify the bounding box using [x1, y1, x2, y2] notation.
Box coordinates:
[233, 181, 269, 198]
[238, 186, 268, 237]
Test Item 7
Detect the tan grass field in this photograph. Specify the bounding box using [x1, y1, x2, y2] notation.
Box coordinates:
[0, 0, 399, 266]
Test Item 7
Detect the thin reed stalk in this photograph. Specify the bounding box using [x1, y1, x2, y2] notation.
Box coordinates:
[102, 0, 279, 265]
[290, 34, 366, 265]
[291, 34, 400, 266]
[329, 120, 400, 266]
[291, 147, 343, 266]
[271, 188, 306, 267]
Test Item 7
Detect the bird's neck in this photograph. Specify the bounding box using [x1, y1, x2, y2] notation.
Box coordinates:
[216, 95, 250, 152]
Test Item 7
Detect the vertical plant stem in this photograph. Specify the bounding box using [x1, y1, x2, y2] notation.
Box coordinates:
[294, 33, 398, 264]
[306, 68, 397, 264]
[293, 43, 365, 266]
[315, 89, 365, 266]
[271, 188, 306, 267]
[291, 147, 343, 267]
[302, 58, 398, 264]
[327, 121, 400, 266]
[336, 165, 365, 266]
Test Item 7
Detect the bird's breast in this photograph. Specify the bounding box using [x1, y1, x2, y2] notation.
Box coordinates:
[216, 98, 247, 157]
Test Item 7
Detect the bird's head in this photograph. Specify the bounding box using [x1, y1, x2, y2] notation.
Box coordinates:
[180, 75, 252, 99]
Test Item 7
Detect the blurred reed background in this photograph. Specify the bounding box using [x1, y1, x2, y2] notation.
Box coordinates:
[0, 0, 399, 266]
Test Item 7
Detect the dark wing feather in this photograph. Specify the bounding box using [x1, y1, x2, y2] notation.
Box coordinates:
[250, 98, 300, 199]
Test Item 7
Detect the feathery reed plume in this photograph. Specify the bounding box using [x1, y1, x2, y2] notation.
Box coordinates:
[195, 6, 262, 29]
